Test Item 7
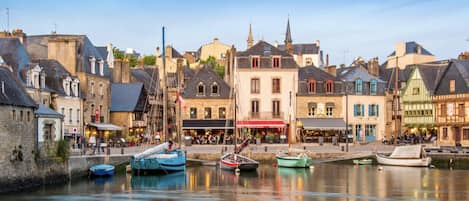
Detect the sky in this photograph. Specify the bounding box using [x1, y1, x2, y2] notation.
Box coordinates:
[2, 0, 469, 65]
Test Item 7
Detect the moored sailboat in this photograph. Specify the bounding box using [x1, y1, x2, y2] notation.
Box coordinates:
[376, 144, 431, 167]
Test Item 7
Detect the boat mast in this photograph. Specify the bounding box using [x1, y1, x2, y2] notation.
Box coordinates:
[162, 26, 168, 142]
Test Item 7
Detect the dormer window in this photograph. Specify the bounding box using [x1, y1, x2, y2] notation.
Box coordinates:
[98, 59, 104, 76]
[355, 79, 363, 94]
[40, 71, 46, 89]
[251, 56, 259, 68]
[370, 79, 377, 95]
[63, 76, 72, 96]
[325, 80, 333, 94]
[72, 78, 80, 97]
[272, 57, 281, 68]
[211, 82, 219, 95]
[197, 82, 205, 96]
[89, 57, 96, 74]
[450, 80, 455, 92]
[308, 80, 316, 94]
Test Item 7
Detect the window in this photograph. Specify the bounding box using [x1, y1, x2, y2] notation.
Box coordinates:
[368, 104, 379, 116]
[272, 57, 280, 68]
[12, 110, 16, 120]
[219, 107, 226, 119]
[61, 108, 65, 116]
[98, 59, 104, 76]
[325, 80, 333, 94]
[273, 100, 280, 117]
[412, 87, 420, 95]
[305, 57, 313, 66]
[442, 127, 448, 140]
[365, 125, 376, 138]
[355, 79, 363, 94]
[272, 78, 280, 93]
[19, 111, 23, 121]
[69, 108, 72, 124]
[251, 56, 259, 68]
[197, 83, 205, 96]
[450, 80, 455, 92]
[27, 111, 30, 121]
[441, 104, 447, 117]
[251, 100, 259, 114]
[99, 83, 104, 97]
[190, 107, 197, 119]
[463, 128, 469, 140]
[251, 78, 260, 94]
[370, 80, 377, 95]
[204, 107, 212, 119]
[308, 106, 316, 117]
[308, 80, 316, 94]
[447, 103, 454, 116]
[211, 83, 219, 95]
[354, 104, 364, 117]
[90, 81, 95, 96]
[458, 104, 465, 117]
[89, 57, 96, 74]
[77, 109, 80, 124]
[326, 106, 333, 117]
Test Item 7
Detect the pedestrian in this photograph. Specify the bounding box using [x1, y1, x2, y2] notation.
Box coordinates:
[81, 136, 87, 155]
[89, 135, 96, 155]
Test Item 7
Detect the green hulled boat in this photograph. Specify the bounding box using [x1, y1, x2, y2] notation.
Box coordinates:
[353, 159, 373, 165]
[276, 152, 313, 168]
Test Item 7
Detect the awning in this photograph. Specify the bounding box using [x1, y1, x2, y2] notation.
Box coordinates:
[308, 102, 317, 108]
[182, 120, 234, 129]
[326, 102, 335, 108]
[298, 118, 346, 130]
[88, 123, 122, 131]
[236, 120, 285, 128]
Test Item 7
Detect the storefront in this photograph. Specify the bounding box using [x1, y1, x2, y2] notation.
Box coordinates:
[298, 118, 346, 143]
[85, 123, 122, 147]
[182, 120, 234, 144]
[236, 120, 287, 143]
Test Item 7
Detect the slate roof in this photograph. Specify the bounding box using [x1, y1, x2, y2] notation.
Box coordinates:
[236, 41, 298, 69]
[277, 43, 319, 55]
[110, 83, 146, 112]
[414, 62, 448, 95]
[131, 67, 159, 95]
[182, 65, 231, 99]
[337, 66, 386, 83]
[34, 59, 82, 97]
[388, 41, 433, 57]
[0, 66, 36, 108]
[0, 38, 31, 79]
[95, 46, 108, 61]
[378, 65, 413, 90]
[298, 66, 343, 95]
[25, 35, 110, 77]
[35, 103, 62, 117]
[434, 59, 469, 95]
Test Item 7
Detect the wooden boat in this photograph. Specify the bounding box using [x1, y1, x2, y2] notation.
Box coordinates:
[376, 145, 431, 167]
[276, 151, 313, 168]
[353, 159, 373, 165]
[131, 143, 186, 173]
[220, 153, 259, 171]
[90, 164, 115, 176]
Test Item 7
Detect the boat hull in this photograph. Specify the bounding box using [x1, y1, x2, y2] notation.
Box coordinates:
[90, 164, 115, 176]
[131, 149, 186, 172]
[376, 154, 431, 167]
[353, 159, 373, 165]
[220, 153, 259, 171]
[276, 155, 313, 168]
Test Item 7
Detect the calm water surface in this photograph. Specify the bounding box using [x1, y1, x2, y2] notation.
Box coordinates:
[1, 163, 469, 201]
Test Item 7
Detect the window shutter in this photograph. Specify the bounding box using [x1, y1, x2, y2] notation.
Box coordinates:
[376, 105, 379, 116]
[354, 104, 357, 116]
[368, 105, 372, 116]
[361, 105, 365, 116]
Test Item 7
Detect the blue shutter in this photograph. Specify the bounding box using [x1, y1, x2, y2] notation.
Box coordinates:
[376, 105, 379, 116]
[361, 105, 365, 117]
[368, 105, 372, 116]
[354, 104, 357, 116]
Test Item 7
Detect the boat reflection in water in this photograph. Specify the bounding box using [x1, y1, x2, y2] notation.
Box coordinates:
[131, 171, 187, 190]
[277, 167, 313, 178]
[92, 176, 113, 186]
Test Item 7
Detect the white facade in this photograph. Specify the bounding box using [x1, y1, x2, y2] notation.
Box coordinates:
[37, 117, 62, 143]
[344, 95, 386, 142]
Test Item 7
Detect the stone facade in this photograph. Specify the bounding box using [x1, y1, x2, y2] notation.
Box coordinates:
[296, 96, 343, 118]
[198, 38, 231, 65]
[182, 98, 233, 120]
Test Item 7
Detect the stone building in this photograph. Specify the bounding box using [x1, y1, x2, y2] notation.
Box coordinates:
[35, 104, 63, 155]
[0, 65, 37, 191]
[386, 41, 435, 69]
[433, 59, 469, 146]
[296, 66, 345, 143]
[181, 66, 233, 144]
[198, 38, 231, 65]
[227, 41, 298, 143]
[338, 66, 387, 142]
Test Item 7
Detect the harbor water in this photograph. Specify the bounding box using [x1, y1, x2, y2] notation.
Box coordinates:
[1, 163, 469, 201]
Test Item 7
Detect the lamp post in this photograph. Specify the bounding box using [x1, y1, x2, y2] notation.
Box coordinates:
[345, 87, 349, 152]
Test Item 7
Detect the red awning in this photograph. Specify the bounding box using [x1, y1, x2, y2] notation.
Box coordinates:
[236, 120, 285, 128]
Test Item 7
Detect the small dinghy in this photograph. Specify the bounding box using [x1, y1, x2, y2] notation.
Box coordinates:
[90, 164, 115, 176]
[353, 159, 373, 165]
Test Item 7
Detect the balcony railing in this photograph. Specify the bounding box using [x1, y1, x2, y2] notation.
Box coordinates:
[247, 112, 284, 120]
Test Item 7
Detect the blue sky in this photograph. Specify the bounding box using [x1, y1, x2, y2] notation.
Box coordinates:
[3, 0, 469, 65]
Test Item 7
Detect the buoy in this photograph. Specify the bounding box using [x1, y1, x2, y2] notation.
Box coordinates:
[309, 165, 314, 169]
[273, 163, 278, 168]
[235, 168, 240, 175]
[429, 165, 435, 168]
[377, 166, 384, 171]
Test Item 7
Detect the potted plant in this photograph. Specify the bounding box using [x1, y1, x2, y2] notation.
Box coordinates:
[255, 133, 262, 145]
[268, 133, 275, 144]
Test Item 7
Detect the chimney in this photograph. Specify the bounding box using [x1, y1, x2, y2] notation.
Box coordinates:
[112, 59, 122, 83]
[315, 40, 320, 47]
[136, 59, 144, 69]
[325, 65, 337, 77]
[417, 45, 422, 54]
[156, 47, 161, 57]
[368, 57, 380, 77]
[122, 58, 130, 83]
[340, 64, 345, 68]
[213, 38, 219, 44]
[177, 58, 184, 88]
[326, 54, 329, 67]
[165, 46, 173, 59]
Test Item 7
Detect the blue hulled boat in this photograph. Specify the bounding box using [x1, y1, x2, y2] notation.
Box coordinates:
[130, 143, 186, 173]
[90, 164, 115, 176]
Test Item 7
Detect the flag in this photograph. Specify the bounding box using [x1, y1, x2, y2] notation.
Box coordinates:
[176, 89, 186, 109]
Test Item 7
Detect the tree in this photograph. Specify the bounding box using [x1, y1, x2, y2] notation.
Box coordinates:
[113, 47, 138, 67]
[143, 55, 156, 66]
[200, 56, 225, 77]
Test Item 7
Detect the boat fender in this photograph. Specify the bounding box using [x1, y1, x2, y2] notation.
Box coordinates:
[429, 165, 435, 168]
[377, 166, 384, 171]
[273, 163, 277, 168]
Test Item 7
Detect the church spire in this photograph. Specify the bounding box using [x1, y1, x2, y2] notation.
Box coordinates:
[247, 24, 254, 49]
[284, 18, 293, 54]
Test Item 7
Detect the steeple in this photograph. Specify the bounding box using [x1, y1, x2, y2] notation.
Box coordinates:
[247, 24, 254, 49]
[284, 18, 293, 54]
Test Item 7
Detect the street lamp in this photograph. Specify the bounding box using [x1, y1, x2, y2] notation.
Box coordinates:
[345, 84, 349, 152]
